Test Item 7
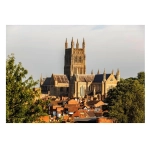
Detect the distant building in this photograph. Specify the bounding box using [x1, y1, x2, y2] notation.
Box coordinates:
[40, 38, 120, 100]
[40, 76, 51, 94]
[50, 74, 69, 97]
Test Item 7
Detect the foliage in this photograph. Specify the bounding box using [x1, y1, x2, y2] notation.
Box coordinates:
[106, 72, 145, 123]
[6, 54, 49, 123]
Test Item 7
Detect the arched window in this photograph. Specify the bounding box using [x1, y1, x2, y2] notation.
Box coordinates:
[74, 56, 77, 63]
[79, 56, 82, 63]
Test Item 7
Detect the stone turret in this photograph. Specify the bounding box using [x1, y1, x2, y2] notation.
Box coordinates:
[82, 38, 85, 49]
[76, 39, 79, 49]
[71, 37, 74, 48]
[103, 68, 106, 81]
[65, 38, 68, 49]
[116, 69, 120, 81]
[40, 74, 43, 86]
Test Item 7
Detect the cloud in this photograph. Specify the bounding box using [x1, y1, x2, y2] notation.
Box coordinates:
[6, 25, 145, 81]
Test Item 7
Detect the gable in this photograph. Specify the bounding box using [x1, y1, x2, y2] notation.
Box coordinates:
[106, 74, 117, 84]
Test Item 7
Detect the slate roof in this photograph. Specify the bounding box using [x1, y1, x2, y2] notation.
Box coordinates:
[76, 74, 95, 82]
[42, 77, 51, 85]
[93, 74, 111, 83]
[68, 107, 78, 113]
[53, 74, 69, 83]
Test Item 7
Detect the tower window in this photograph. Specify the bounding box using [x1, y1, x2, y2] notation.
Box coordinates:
[74, 56, 77, 63]
[79, 56, 82, 63]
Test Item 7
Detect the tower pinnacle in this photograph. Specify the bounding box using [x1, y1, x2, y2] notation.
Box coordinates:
[71, 37, 74, 48]
[76, 39, 79, 49]
[82, 38, 85, 49]
[65, 38, 68, 49]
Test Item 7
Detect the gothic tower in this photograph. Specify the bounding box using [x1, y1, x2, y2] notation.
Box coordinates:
[64, 37, 86, 80]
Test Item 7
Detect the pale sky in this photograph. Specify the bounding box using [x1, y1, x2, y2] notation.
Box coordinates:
[6, 25, 145, 82]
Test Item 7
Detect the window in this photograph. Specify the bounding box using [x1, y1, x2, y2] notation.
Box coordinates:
[79, 56, 82, 63]
[74, 56, 77, 63]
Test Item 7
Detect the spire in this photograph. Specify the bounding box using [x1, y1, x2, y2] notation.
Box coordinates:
[91, 70, 93, 74]
[76, 39, 79, 49]
[103, 68, 106, 74]
[83, 38, 85, 43]
[103, 68, 106, 81]
[71, 37, 74, 48]
[40, 74, 43, 86]
[116, 68, 120, 81]
[40, 73, 42, 81]
[97, 69, 100, 74]
[118, 69, 120, 75]
[65, 38, 68, 49]
[112, 69, 114, 75]
[82, 38, 85, 49]
[116, 68, 119, 75]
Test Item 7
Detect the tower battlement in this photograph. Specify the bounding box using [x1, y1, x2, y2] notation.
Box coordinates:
[64, 38, 86, 79]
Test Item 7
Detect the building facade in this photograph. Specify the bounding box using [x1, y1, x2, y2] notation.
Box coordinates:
[40, 38, 120, 99]
[50, 74, 69, 97]
[64, 38, 86, 80]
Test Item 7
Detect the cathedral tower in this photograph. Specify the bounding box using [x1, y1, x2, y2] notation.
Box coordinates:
[64, 38, 86, 80]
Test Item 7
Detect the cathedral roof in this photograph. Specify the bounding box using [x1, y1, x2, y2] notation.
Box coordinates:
[42, 77, 51, 85]
[93, 74, 111, 82]
[75, 74, 95, 82]
[53, 74, 69, 83]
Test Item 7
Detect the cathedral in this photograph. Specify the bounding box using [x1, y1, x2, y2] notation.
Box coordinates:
[40, 38, 120, 100]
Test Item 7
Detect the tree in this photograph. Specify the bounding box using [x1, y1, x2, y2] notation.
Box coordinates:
[137, 71, 145, 84]
[6, 54, 48, 123]
[106, 72, 145, 123]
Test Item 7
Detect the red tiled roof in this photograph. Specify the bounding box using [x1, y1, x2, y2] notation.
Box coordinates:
[68, 107, 78, 113]
[40, 116, 49, 123]
[68, 99, 79, 104]
[64, 104, 80, 108]
[73, 109, 88, 118]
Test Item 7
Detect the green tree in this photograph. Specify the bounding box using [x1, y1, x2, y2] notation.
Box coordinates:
[6, 54, 48, 123]
[106, 72, 145, 123]
[137, 71, 145, 84]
